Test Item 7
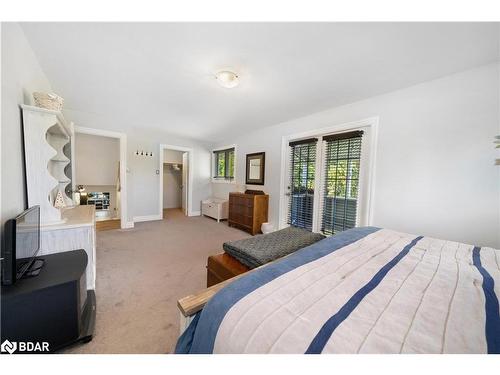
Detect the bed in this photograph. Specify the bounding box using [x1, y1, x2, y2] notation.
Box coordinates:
[176, 227, 500, 354]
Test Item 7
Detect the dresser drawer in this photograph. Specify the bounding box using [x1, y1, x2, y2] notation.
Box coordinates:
[244, 197, 254, 208]
[228, 192, 268, 235]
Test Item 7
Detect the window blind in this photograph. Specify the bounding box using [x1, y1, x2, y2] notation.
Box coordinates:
[321, 130, 363, 235]
[287, 138, 317, 231]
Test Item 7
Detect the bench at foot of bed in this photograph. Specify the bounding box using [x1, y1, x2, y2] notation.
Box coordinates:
[207, 252, 250, 287]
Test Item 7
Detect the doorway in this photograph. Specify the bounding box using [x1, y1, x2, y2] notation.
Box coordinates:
[163, 150, 184, 216]
[74, 126, 128, 230]
[279, 118, 378, 233]
[159, 144, 193, 218]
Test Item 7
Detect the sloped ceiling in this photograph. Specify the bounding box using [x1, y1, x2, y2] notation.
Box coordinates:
[21, 22, 499, 141]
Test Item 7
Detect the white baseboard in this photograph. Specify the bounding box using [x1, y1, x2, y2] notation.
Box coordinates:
[122, 221, 135, 229]
[189, 211, 201, 217]
[134, 214, 162, 223]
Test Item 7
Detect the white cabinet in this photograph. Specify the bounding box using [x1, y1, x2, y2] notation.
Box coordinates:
[39, 205, 96, 290]
[201, 198, 228, 222]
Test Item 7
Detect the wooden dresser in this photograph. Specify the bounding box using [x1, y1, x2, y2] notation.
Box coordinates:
[228, 192, 269, 235]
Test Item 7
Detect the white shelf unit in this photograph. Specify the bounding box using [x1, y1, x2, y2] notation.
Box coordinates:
[21, 104, 74, 225]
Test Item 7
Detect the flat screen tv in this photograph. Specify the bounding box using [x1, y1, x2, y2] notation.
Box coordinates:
[1, 205, 41, 285]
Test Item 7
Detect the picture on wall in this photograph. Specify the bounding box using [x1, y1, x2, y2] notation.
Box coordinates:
[245, 152, 265, 185]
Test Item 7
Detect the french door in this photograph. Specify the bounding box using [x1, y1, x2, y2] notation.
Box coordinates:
[286, 138, 318, 231]
[286, 130, 365, 235]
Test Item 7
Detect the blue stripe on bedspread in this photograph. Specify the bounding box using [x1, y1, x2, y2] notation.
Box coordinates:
[176, 226, 380, 354]
[472, 247, 500, 354]
[305, 235, 423, 354]
[174, 312, 201, 354]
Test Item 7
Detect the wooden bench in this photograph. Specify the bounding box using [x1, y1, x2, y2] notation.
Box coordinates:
[177, 255, 280, 333]
[206, 252, 250, 287]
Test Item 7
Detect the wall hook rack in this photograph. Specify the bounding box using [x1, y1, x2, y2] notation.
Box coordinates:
[135, 150, 153, 157]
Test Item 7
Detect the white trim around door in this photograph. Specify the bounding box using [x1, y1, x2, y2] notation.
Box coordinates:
[74, 126, 130, 229]
[159, 144, 195, 217]
[278, 117, 379, 232]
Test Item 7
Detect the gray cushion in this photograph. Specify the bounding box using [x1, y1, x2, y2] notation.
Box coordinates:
[223, 226, 325, 269]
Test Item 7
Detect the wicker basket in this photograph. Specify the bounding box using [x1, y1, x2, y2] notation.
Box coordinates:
[33, 92, 64, 111]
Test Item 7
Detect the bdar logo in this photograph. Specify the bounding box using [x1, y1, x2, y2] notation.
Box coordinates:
[1, 340, 17, 354]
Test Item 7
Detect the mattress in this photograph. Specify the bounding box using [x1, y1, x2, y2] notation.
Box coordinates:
[223, 226, 325, 269]
[176, 227, 500, 354]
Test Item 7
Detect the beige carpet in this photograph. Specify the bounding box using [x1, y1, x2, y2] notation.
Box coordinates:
[65, 209, 249, 354]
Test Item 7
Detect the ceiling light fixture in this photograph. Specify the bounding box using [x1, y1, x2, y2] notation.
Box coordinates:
[215, 70, 239, 89]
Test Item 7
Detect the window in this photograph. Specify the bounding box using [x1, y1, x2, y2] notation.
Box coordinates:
[287, 138, 317, 231]
[321, 131, 363, 235]
[213, 147, 235, 181]
[285, 129, 366, 235]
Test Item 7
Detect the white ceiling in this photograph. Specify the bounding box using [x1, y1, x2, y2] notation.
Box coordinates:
[21, 22, 499, 142]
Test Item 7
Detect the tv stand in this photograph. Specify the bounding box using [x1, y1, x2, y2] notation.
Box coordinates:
[1, 250, 96, 353]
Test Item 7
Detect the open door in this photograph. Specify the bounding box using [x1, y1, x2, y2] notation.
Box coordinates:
[182, 152, 188, 215]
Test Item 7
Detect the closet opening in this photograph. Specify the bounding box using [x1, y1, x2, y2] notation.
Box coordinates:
[159, 144, 193, 220]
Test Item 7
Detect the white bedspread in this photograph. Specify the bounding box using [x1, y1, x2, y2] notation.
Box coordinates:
[177, 228, 500, 354]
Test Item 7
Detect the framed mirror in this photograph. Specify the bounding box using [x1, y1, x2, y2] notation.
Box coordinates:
[245, 152, 265, 185]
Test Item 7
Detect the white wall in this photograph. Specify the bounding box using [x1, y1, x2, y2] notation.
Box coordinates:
[75, 133, 119, 186]
[0, 26, 212, 227]
[212, 64, 500, 248]
[1, 23, 53, 233]
[164, 149, 183, 164]
[212, 182, 238, 200]
[163, 164, 182, 209]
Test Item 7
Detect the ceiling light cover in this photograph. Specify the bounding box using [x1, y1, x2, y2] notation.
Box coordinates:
[215, 70, 239, 88]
